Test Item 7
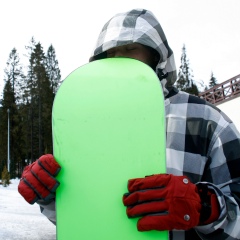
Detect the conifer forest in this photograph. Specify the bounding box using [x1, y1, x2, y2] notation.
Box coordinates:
[0, 37, 61, 178]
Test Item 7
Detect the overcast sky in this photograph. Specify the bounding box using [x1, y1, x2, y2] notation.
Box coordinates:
[0, 0, 240, 95]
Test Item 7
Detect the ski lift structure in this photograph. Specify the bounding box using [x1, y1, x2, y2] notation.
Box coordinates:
[199, 74, 240, 105]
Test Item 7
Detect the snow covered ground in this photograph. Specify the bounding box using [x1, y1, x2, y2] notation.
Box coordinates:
[0, 179, 56, 240]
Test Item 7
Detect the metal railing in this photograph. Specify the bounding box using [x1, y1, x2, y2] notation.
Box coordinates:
[199, 74, 240, 105]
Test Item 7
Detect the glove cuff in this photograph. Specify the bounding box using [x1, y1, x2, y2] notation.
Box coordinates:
[197, 184, 220, 225]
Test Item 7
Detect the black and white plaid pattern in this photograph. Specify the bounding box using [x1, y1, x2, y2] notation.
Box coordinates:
[89, 9, 177, 97]
[39, 8, 240, 240]
[166, 89, 240, 239]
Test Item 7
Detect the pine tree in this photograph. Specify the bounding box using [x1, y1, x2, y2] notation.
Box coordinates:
[0, 81, 13, 175]
[27, 42, 54, 159]
[0, 48, 25, 177]
[0, 80, 15, 176]
[209, 72, 218, 88]
[176, 44, 199, 95]
[4, 48, 25, 103]
[45, 44, 61, 95]
[208, 71, 222, 100]
[24, 37, 37, 164]
[0, 105, 4, 172]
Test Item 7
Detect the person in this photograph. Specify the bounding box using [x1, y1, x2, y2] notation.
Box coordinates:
[18, 8, 240, 239]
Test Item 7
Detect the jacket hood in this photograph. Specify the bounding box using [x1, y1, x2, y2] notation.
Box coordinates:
[89, 9, 177, 96]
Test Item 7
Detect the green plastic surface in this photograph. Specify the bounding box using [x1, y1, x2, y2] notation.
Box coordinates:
[53, 58, 168, 239]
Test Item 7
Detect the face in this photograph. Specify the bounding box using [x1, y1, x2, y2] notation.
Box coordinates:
[106, 43, 159, 69]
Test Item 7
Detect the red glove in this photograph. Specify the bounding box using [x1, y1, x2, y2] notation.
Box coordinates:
[18, 154, 61, 204]
[123, 174, 202, 231]
[198, 183, 220, 225]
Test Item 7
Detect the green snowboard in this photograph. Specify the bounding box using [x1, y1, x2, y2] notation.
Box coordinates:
[52, 58, 168, 240]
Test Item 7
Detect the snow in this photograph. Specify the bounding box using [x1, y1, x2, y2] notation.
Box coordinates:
[0, 179, 56, 240]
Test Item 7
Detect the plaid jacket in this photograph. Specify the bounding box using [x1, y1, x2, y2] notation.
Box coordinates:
[165, 88, 240, 239]
[39, 8, 240, 239]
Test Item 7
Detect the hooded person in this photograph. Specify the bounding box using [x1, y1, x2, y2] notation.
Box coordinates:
[18, 8, 240, 240]
[89, 8, 177, 98]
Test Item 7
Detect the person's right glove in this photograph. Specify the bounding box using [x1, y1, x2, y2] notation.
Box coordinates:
[18, 154, 61, 204]
[123, 174, 220, 231]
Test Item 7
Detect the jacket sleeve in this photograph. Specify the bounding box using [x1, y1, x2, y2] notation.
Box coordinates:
[37, 199, 56, 225]
[195, 120, 240, 239]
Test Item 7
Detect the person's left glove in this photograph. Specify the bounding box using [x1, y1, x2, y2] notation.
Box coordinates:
[123, 174, 202, 231]
[18, 154, 61, 204]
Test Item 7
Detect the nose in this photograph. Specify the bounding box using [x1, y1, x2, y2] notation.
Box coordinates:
[113, 49, 124, 57]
